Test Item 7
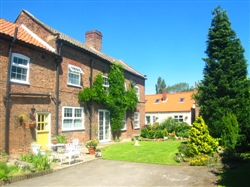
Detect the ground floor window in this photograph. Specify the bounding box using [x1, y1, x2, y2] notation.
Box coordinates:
[174, 115, 183, 122]
[121, 113, 127, 130]
[134, 112, 140, 129]
[146, 116, 150, 124]
[62, 106, 84, 131]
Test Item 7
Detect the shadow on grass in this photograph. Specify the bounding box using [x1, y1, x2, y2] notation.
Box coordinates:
[216, 151, 250, 187]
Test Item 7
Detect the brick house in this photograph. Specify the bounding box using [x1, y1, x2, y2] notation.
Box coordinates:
[145, 89, 197, 125]
[0, 10, 146, 156]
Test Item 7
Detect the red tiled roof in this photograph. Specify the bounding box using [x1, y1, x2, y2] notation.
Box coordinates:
[0, 18, 55, 52]
[145, 91, 195, 113]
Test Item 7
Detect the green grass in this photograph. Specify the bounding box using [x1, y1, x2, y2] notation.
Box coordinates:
[101, 141, 183, 165]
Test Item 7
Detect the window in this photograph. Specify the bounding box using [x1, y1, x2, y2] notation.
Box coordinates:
[102, 76, 109, 92]
[135, 86, 140, 101]
[146, 116, 150, 124]
[178, 98, 185, 102]
[68, 64, 83, 87]
[174, 115, 183, 122]
[154, 99, 160, 104]
[62, 106, 84, 131]
[121, 113, 127, 130]
[134, 112, 140, 129]
[10, 53, 30, 84]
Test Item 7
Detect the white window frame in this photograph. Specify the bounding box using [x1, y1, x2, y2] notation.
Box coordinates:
[134, 112, 140, 129]
[68, 64, 83, 87]
[102, 75, 109, 92]
[174, 115, 183, 122]
[10, 53, 30, 84]
[62, 106, 84, 131]
[146, 116, 151, 125]
[135, 86, 140, 101]
[121, 113, 127, 131]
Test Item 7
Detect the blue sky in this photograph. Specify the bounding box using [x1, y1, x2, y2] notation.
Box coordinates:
[1, 0, 249, 94]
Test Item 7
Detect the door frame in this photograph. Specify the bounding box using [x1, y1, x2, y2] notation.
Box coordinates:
[98, 109, 111, 143]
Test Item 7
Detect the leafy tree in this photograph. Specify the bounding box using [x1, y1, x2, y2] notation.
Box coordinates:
[155, 77, 166, 94]
[193, 6, 250, 148]
[166, 82, 194, 93]
[221, 112, 238, 150]
[186, 116, 218, 157]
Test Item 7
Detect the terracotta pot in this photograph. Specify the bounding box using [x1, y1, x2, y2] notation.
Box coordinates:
[29, 123, 35, 128]
[52, 139, 58, 144]
[88, 147, 96, 154]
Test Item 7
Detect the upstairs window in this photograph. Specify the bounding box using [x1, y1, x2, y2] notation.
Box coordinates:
[62, 106, 84, 131]
[135, 86, 140, 101]
[102, 76, 109, 92]
[154, 99, 160, 104]
[178, 98, 185, 102]
[68, 64, 83, 87]
[10, 53, 30, 84]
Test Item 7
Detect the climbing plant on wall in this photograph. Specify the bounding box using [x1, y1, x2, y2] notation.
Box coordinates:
[78, 63, 138, 139]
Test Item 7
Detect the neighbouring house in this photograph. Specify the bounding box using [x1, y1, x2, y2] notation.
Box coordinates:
[0, 10, 146, 156]
[145, 89, 198, 125]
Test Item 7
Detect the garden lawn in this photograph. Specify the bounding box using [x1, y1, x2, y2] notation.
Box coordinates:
[101, 141, 184, 165]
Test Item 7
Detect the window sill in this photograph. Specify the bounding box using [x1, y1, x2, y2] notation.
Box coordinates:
[67, 84, 82, 88]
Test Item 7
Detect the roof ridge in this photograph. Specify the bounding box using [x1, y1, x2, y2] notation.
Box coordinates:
[19, 10, 145, 79]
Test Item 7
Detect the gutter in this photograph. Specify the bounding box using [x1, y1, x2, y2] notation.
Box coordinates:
[4, 27, 18, 154]
[55, 40, 63, 135]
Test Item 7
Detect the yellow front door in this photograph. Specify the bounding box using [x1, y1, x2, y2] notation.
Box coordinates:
[37, 113, 50, 148]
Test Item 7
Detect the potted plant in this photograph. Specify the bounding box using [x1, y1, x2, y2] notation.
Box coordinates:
[29, 120, 36, 128]
[51, 137, 58, 144]
[18, 114, 27, 127]
[56, 133, 67, 143]
[85, 139, 99, 154]
[0, 152, 9, 162]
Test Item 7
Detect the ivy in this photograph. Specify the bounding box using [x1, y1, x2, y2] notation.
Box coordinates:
[78, 63, 138, 139]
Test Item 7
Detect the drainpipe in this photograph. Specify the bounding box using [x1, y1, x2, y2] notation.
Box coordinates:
[55, 41, 63, 135]
[4, 27, 18, 154]
[88, 59, 93, 140]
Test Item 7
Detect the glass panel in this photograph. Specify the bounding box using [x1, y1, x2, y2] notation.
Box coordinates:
[99, 111, 104, 140]
[63, 119, 72, 128]
[68, 73, 80, 85]
[105, 112, 110, 139]
[64, 108, 72, 117]
[74, 119, 82, 128]
[75, 109, 82, 117]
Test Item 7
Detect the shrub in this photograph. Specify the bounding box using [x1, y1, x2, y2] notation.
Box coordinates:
[154, 129, 164, 139]
[21, 153, 51, 172]
[221, 112, 239, 150]
[140, 127, 149, 138]
[186, 116, 218, 157]
[189, 154, 210, 166]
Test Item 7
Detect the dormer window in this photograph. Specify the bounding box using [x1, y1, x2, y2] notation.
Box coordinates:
[68, 64, 83, 87]
[154, 99, 160, 104]
[178, 98, 185, 102]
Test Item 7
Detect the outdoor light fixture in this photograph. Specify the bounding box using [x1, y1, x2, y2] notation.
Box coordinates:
[31, 105, 36, 113]
[131, 80, 136, 87]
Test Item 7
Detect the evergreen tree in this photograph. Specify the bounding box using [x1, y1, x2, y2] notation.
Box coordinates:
[221, 112, 238, 150]
[186, 116, 218, 156]
[193, 6, 250, 148]
[155, 77, 166, 94]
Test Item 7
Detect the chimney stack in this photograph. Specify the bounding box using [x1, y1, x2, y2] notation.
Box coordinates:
[85, 30, 102, 52]
[162, 88, 167, 101]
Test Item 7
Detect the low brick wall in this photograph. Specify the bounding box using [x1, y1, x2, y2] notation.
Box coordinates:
[0, 169, 53, 186]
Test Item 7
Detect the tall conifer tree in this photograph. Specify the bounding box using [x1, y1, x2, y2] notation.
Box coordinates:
[194, 6, 250, 148]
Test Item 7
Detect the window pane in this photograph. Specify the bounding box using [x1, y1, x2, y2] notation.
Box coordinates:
[64, 108, 72, 117]
[74, 119, 82, 128]
[75, 109, 82, 117]
[63, 119, 72, 128]
[68, 73, 80, 85]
